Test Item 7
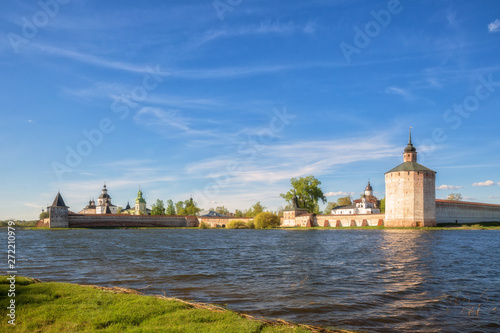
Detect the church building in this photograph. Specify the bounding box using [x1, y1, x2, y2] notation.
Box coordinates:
[95, 184, 118, 214]
[331, 181, 381, 215]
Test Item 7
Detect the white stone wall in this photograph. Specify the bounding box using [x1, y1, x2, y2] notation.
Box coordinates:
[436, 201, 500, 224]
[385, 170, 436, 227]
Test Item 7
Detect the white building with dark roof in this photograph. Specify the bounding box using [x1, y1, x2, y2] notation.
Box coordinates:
[95, 184, 118, 214]
[331, 181, 380, 215]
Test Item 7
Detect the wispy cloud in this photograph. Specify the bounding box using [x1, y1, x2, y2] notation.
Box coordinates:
[33, 43, 168, 75]
[325, 191, 353, 197]
[186, 135, 399, 185]
[445, 10, 458, 29]
[472, 180, 496, 187]
[133, 107, 221, 138]
[488, 19, 500, 33]
[196, 20, 316, 46]
[385, 86, 413, 100]
[24, 202, 43, 209]
[436, 184, 463, 190]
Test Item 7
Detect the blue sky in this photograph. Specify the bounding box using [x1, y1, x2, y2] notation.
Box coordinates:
[1, 0, 500, 220]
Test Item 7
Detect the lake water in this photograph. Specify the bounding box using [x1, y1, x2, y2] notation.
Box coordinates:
[15, 229, 500, 332]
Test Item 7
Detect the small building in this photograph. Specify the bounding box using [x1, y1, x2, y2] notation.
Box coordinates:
[331, 181, 381, 215]
[199, 210, 229, 217]
[134, 188, 150, 215]
[281, 194, 310, 227]
[331, 204, 357, 215]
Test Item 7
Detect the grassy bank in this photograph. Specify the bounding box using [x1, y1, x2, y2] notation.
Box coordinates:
[0, 276, 349, 333]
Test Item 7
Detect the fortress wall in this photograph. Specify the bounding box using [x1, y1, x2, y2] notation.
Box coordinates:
[198, 216, 253, 228]
[314, 214, 385, 227]
[35, 218, 50, 228]
[68, 214, 198, 228]
[436, 200, 500, 224]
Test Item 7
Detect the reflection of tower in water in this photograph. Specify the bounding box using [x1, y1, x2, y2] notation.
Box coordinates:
[376, 230, 441, 330]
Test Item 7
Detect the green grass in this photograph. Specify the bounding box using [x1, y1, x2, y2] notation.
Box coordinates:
[0, 276, 344, 333]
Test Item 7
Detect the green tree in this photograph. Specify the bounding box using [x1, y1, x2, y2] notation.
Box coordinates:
[199, 221, 209, 229]
[165, 199, 176, 215]
[175, 201, 186, 215]
[254, 212, 280, 229]
[447, 193, 463, 201]
[379, 198, 385, 213]
[39, 211, 49, 219]
[280, 175, 327, 213]
[246, 202, 266, 217]
[336, 196, 352, 206]
[215, 206, 229, 215]
[235, 209, 243, 217]
[323, 202, 337, 215]
[116, 206, 123, 214]
[184, 198, 201, 216]
[226, 220, 249, 229]
[151, 199, 165, 215]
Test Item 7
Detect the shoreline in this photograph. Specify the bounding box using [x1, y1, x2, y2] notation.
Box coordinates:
[0, 276, 353, 333]
[19, 221, 500, 231]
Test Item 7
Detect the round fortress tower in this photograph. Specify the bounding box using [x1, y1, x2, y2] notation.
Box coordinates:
[385, 129, 437, 227]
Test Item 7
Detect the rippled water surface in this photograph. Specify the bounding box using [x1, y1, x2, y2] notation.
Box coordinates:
[15, 229, 500, 332]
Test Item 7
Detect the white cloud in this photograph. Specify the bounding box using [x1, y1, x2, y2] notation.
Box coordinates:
[436, 184, 463, 190]
[325, 191, 353, 197]
[134, 107, 220, 138]
[33, 43, 168, 75]
[27, 120, 33, 123]
[472, 180, 496, 187]
[488, 19, 500, 33]
[186, 136, 399, 185]
[196, 20, 315, 46]
[385, 86, 412, 100]
[446, 10, 458, 28]
[24, 203, 44, 209]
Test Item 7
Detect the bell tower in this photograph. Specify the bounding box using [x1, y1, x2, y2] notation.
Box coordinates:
[385, 129, 437, 227]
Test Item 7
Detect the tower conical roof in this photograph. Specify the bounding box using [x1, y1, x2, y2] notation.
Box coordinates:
[51, 192, 68, 208]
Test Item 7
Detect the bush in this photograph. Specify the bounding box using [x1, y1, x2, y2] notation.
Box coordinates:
[199, 222, 209, 229]
[226, 220, 248, 229]
[247, 221, 255, 229]
[254, 212, 280, 229]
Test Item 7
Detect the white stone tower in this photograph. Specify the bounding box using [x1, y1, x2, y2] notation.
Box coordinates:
[385, 129, 437, 227]
[48, 192, 69, 228]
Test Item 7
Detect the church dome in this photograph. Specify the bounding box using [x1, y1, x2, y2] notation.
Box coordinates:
[365, 181, 373, 191]
[404, 128, 417, 153]
[136, 189, 146, 204]
[404, 143, 417, 153]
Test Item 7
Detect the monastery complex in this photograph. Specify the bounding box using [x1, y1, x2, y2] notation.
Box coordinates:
[36, 131, 500, 228]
